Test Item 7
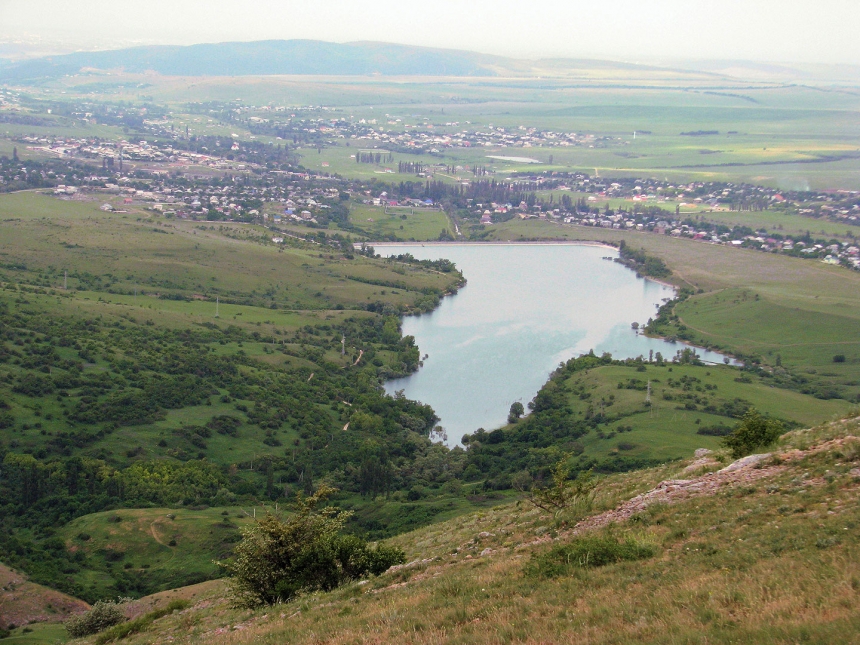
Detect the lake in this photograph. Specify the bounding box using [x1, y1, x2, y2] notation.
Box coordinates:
[380, 243, 729, 443]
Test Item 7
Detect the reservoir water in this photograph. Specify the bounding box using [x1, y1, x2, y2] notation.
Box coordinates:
[381, 243, 729, 443]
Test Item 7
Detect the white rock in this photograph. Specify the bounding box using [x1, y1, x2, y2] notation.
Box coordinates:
[720, 453, 772, 473]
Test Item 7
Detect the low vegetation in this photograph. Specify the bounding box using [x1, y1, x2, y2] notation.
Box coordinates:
[49, 414, 860, 645]
[64, 599, 127, 638]
[219, 485, 404, 607]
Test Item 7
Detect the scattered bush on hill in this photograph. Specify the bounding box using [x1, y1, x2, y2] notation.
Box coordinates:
[93, 599, 190, 645]
[526, 535, 655, 578]
[723, 407, 784, 458]
[696, 424, 733, 437]
[527, 454, 597, 519]
[64, 598, 129, 638]
[220, 485, 405, 607]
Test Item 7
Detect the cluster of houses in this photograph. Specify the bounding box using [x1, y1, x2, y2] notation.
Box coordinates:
[345, 121, 618, 153]
[17, 135, 252, 171]
[230, 104, 622, 154]
[56, 166, 340, 224]
[474, 201, 860, 269]
[0, 89, 20, 109]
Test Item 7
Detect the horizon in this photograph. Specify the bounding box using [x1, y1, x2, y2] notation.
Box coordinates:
[1, 0, 858, 67]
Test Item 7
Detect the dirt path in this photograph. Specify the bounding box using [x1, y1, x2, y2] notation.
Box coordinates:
[149, 521, 168, 546]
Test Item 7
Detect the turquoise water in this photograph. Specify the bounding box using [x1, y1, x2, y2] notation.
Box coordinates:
[381, 243, 728, 443]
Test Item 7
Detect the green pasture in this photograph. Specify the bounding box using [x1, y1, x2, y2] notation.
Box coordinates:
[673, 288, 860, 397]
[1, 623, 69, 644]
[58, 507, 255, 597]
[698, 209, 858, 240]
[555, 362, 850, 464]
[0, 192, 457, 312]
[348, 203, 452, 240]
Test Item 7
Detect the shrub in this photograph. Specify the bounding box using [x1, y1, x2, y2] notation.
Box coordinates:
[219, 485, 405, 607]
[723, 408, 784, 458]
[64, 599, 129, 638]
[696, 424, 733, 437]
[93, 599, 190, 645]
[833, 354, 846, 363]
[527, 455, 596, 518]
[526, 535, 655, 578]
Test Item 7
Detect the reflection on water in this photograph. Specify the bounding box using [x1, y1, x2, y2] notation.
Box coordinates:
[381, 243, 729, 444]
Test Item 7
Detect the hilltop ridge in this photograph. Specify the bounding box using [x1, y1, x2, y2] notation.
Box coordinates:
[0, 39, 720, 82]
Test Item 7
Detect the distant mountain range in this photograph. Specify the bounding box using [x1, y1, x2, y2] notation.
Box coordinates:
[0, 39, 718, 82]
[0, 39, 857, 83]
[0, 40, 507, 81]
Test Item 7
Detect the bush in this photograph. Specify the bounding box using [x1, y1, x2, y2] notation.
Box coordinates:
[526, 535, 655, 578]
[219, 485, 405, 607]
[93, 599, 190, 645]
[723, 408, 784, 458]
[65, 599, 128, 638]
[696, 424, 733, 437]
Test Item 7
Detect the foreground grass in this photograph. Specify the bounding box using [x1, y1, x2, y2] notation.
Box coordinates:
[67, 417, 860, 645]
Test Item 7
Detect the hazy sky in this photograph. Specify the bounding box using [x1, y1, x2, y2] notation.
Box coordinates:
[1, 0, 858, 65]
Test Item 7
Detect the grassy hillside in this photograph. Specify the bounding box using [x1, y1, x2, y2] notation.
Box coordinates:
[56, 507, 254, 600]
[61, 415, 860, 645]
[0, 190, 471, 601]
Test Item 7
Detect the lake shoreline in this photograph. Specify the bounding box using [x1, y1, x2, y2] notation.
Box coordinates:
[378, 243, 732, 442]
[370, 240, 618, 250]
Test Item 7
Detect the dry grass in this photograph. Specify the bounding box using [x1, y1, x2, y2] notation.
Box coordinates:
[0, 562, 89, 630]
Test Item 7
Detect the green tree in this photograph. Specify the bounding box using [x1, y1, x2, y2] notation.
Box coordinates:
[219, 485, 404, 607]
[723, 408, 784, 458]
[508, 401, 525, 423]
[527, 454, 596, 519]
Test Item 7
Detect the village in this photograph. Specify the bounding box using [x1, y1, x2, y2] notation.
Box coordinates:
[3, 117, 860, 271]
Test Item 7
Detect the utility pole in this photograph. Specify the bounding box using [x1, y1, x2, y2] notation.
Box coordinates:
[63, 270, 67, 290]
[215, 296, 219, 318]
[341, 333, 345, 356]
[646, 380, 652, 415]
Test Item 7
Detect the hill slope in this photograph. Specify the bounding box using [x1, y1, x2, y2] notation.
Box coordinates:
[0, 562, 89, 630]
[0, 40, 502, 81]
[67, 415, 860, 644]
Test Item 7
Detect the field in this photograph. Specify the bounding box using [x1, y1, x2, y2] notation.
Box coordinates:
[58, 416, 860, 645]
[3, 68, 860, 190]
[348, 203, 452, 240]
[1, 624, 69, 644]
[57, 507, 254, 598]
[0, 192, 456, 312]
[556, 362, 851, 464]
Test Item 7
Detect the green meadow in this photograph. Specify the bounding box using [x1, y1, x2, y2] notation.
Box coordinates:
[348, 203, 452, 240]
[558, 362, 851, 464]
